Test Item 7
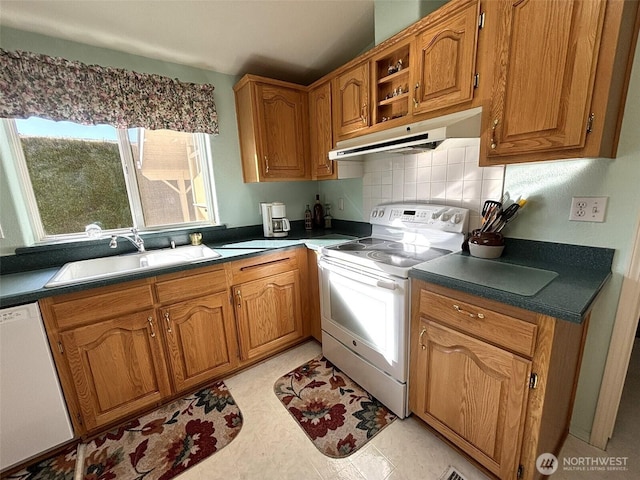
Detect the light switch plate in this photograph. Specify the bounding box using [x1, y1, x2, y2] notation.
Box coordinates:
[569, 196, 608, 222]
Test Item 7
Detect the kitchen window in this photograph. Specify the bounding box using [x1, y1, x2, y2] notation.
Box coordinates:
[3, 117, 219, 242]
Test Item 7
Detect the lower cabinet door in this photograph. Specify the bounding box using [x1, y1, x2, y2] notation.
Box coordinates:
[411, 319, 531, 479]
[161, 292, 239, 393]
[234, 269, 304, 361]
[60, 310, 172, 431]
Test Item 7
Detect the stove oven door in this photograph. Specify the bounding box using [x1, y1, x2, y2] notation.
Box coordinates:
[318, 257, 409, 382]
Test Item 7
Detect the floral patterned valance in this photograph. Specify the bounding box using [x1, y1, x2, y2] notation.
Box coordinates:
[0, 49, 219, 135]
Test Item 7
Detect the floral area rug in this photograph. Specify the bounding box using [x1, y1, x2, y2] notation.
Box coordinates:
[273, 355, 397, 458]
[5, 381, 242, 480]
[4, 445, 77, 480]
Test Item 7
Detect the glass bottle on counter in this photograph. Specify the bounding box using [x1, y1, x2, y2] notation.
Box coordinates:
[324, 204, 332, 229]
[313, 194, 324, 228]
[304, 204, 313, 231]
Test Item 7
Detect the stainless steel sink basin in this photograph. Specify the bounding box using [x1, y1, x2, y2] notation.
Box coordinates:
[45, 245, 221, 288]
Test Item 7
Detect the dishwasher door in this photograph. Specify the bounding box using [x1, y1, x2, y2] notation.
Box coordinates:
[0, 303, 74, 470]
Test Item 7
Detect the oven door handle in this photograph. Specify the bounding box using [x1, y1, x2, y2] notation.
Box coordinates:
[318, 257, 400, 290]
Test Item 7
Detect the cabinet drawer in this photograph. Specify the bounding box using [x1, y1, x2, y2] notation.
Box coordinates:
[228, 249, 300, 285]
[155, 267, 227, 304]
[49, 282, 155, 330]
[419, 289, 537, 357]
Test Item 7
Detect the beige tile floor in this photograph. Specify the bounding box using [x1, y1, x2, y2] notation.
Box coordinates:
[174, 338, 640, 480]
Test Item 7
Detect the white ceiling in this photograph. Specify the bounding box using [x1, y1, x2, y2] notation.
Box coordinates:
[0, 0, 376, 85]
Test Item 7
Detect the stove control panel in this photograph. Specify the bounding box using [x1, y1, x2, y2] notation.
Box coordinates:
[370, 204, 469, 233]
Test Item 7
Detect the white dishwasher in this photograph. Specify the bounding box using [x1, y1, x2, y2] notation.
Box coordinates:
[0, 303, 74, 470]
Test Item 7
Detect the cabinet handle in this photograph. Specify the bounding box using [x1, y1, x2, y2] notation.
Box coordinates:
[419, 328, 427, 350]
[264, 156, 270, 173]
[413, 83, 420, 108]
[360, 103, 368, 123]
[164, 311, 172, 334]
[236, 289, 242, 308]
[147, 316, 156, 338]
[453, 304, 485, 319]
[490, 119, 499, 149]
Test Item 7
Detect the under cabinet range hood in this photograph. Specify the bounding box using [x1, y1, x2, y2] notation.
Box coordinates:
[328, 107, 482, 161]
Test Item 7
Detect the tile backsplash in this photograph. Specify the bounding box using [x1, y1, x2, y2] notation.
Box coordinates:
[361, 138, 504, 231]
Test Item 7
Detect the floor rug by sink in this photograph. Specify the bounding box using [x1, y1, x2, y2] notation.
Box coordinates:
[274, 355, 397, 458]
[82, 380, 242, 480]
[5, 381, 242, 480]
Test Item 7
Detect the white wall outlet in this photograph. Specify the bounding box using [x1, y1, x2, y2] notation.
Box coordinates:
[569, 196, 608, 222]
[0, 224, 4, 239]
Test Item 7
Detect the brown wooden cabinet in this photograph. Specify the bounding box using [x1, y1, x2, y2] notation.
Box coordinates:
[332, 61, 370, 138]
[308, 80, 336, 180]
[410, 280, 589, 480]
[40, 265, 240, 435]
[480, 0, 639, 165]
[227, 248, 308, 363]
[234, 74, 310, 182]
[411, 0, 480, 116]
[59, 309, 172, 432]
[160, 294, 238, 393]
[234, 269, 303, 361]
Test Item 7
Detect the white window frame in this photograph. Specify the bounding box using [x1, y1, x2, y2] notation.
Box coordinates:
[2, 118, 219, 244]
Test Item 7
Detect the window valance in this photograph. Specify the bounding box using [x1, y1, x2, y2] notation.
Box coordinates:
[0, 49, 219, 135]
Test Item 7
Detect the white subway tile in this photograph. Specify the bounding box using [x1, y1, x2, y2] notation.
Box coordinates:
[363, 172, 374, 186]
[447, 147, 465, 164]
[403, 183, 417, 199]
[392, 157, 405, 170]
[431, 165, 447, 182]
[432, 149, 448, 165]
[404, 154, 418, 169]
[482, 179, 504, 200]
[405, 167, 417, 183]
[381, 170, 393, 185]
[463, 162, 483, 181]
[462, 180, 482, 199]
[417, 166, 431, 183]
[417, 151, 432, 167]
[417, 182, 431, 199]
[465, 143, 480, 162]
[431, 182, 446, 199]
[445, 181, 463, 199]
[481, 165, 505, 180]
[392, 183, 404, 201]
[446, 163, 464, 182]
[381, 184, 392, 199]
[393, 168, 405, 186]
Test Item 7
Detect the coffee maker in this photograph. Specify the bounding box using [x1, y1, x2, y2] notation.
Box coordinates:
[261, 202, 291, 238]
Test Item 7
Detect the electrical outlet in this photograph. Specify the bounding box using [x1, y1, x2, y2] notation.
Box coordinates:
[0, 224, 4, 239]
[569, 196, 608, 222]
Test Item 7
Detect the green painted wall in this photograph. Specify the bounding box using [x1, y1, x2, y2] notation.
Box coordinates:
[0, 27, 321, 254]
[374, 0, 448, 44]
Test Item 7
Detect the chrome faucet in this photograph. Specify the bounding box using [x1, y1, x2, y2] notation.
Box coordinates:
[110, 228, 146, 252]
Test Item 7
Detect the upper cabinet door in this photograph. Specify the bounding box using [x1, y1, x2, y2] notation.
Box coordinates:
[255, 83, 309, 179]
[486, 0, 605, 158]
[411, 0, 480, 115]
[234, 75, 310, 182]
[332, 62, 370, 138]
[309, 81, 336, 179]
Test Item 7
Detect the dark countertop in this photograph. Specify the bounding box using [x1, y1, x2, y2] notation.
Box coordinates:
[410, 238, 614, 324]
[0, 224, 363, 308]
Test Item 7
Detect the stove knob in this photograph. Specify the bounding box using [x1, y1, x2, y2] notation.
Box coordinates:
[371, 210, 378, 218]
[431, 208, 447, 220]
[450, 213, 462, 224]
[379, 209, 385, 218]
[441, 213, 451, 221]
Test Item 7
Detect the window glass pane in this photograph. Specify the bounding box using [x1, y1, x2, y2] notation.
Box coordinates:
[128, 129, 211, 227]
[15, 118, 132, 235]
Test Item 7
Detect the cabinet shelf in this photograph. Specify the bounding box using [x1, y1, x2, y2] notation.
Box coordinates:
[378, 92, 409, 107]
[378, 69, 409, 85]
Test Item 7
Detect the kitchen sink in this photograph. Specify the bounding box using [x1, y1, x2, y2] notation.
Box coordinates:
[44, 245, 221, 288]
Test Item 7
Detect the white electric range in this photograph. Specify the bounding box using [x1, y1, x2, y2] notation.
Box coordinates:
[318, 203, 469, 417]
